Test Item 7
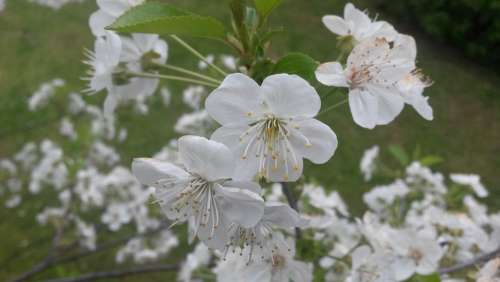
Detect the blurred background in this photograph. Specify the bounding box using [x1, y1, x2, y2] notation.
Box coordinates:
[0, 0, 499, 281]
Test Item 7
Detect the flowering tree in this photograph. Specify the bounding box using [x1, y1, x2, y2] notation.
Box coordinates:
[1, 1, 499, 282]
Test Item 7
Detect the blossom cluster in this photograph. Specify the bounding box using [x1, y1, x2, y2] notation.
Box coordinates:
[2, 1, 498, 282]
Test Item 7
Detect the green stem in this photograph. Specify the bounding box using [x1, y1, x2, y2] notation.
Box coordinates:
[319, 98, 348, 116]
[153, 63, 222, 84]
[169, 35, 228, 77]
[128, 72, 219, 88]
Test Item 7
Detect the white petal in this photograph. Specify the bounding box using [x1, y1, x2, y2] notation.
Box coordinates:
[264, 202, 308, 229]
[120, 36, 142, 62]
[348, 89, 378, 129]
[196, 214, 229, 251]
[205, 73, 264, 125]
[315, 62, 348, 87]
[408, 95, 433, 121]
[215, 185, 264, 228]
[89, 10, 115, 37]
[288, 261, 313, 282]
[103, 93, 119, 117]
[351, 245, 371, 269]
[131, 158, 188, 186]
[210, 124, 248, 154]
[132, 33, 159, 53]
[97, 0, 129, 17]
[344, 3, 371, 30]
[392, 257, 415, 281]
[322, 15, 349, 36]
[288, 118, 338, 164]
[370, 86, 405, 125]
[178, 136, 234, 182]
[261, 74, 321, 118]
[225, 180, 261, 195]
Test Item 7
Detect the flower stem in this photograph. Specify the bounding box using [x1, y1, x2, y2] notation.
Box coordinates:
[319, 98, 348, 116]
[169, 35, 228, 77]
[153, 63, 222, 84]
[128, 72, 219, 88]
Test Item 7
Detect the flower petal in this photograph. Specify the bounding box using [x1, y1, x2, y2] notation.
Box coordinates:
[178, 136, 234, 182]
[89, 10, 115, 37]
[205, 73, 264, 125]
[370, 85, 405, 125]
[215, 185, 264, 228]
[266, 153, 304, 182]
[97, 0, 129, 17]
[225, 180, 261, 195]
[261, 74, 321, 118]
[132, 158, 188, 186]
[288, 118, 338, 164]
[349, 89, 378, 129]
[322, 15, 349, 36]
[315, 62, 348, 87]
[264, 202, 308, 229]
[344, 3, 371, 30]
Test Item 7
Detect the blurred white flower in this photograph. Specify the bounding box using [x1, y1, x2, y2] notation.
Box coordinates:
[360, 145, 379, 181]
[450, 173, 489, 198]
[347, 245, 397, 282]
[207, 73, 338, 182]
[178, 243, 211, 282]
[322, 3, 397, 44]
[198, 54, 215, 70]
[132, 136, 265, 250]
[28, 78, 65, 111]
[59, 118, 77, 140]
[477, 258, 500, 282]
[89, 0, 145, 36]
[303, 184, 349, 216]
[182, 85, 206, 110]
[160, 87, 171, 106]
[316, 36, 420, 129]
[29, 0, 85, 10]
[363, 180, 409, 214]
[174, 110, 216, 137]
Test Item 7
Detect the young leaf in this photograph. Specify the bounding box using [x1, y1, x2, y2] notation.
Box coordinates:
[108, 2, 226, 40]
[419, 155, 443, 167]
[254, 0, 283, 19]
[409, 274, 441, 282]
[388, 144, 410, 166]
[272, 53, 319, 82]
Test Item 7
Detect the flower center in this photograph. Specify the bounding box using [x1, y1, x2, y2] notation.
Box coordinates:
[408, 247, 423, 263]
[271, 254, 286, 269]
[239, 115, 304, 181]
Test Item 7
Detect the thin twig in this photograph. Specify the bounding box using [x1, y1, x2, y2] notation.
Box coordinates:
[43, 264, 179, 282]
[439, 247, 500, 275]
[153, 63, 222, 84]
[281, 182, 302, 239]
[169, 35, 228, 77]
[128, 72, 219, 88]
[318, 98, 348, 116]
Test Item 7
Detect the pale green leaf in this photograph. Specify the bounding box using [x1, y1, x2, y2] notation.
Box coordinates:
[272, 53, 319, 82]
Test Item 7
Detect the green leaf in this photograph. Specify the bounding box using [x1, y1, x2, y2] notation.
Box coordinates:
[108, 2, 226, 40]
[408, 273, 441, 282]
[419, 155, 443, 166]
[388, 145, 410, 166]
[254, 0, 283, 19]
[272, 53, 319, 82]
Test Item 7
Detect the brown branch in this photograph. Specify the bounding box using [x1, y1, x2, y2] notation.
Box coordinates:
[281, 182, 302, 239]
[439, 247, 500, 275]
[43, 264, 179, 282]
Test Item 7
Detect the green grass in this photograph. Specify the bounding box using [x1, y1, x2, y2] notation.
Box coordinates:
[0, 0, 499, 280]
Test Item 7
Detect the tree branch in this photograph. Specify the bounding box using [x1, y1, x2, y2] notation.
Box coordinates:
[281, 182, 302, 239]
[439, 247, 500, 275]
[43, 264, 179, 282]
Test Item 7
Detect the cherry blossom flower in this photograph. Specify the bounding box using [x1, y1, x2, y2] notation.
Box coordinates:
[216, 234, 313, 282]
[223, 202, 307, 263]
[322, 3, 397, 44]
[132, 135, 265, 250]
[206, 73, 338, 182]
[477, 258, 500, 282]
[315, 36, 421, 129]
[89, 0, 145, 36]
[347, 245, 397, 282]
[397, 70, 433, 120]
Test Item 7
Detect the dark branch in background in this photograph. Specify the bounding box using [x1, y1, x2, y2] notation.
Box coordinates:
[10, 222, 170, 282]
[439, 246, 500, 275]
[43, 264, 179, 282]
[281, 182, 302, 239]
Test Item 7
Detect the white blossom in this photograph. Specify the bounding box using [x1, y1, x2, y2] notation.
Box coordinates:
[450, 173, 489, 198]
[322, 3, 397, 44]
[316, 36, 422, 129]
[132, 136, 265, 250]
[360, 145, 379, 181]
[477, 258, 500, 282]
[89, 0, 145, 36]
[207, 73, 338, 182]
[28, 78, 65, 111]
